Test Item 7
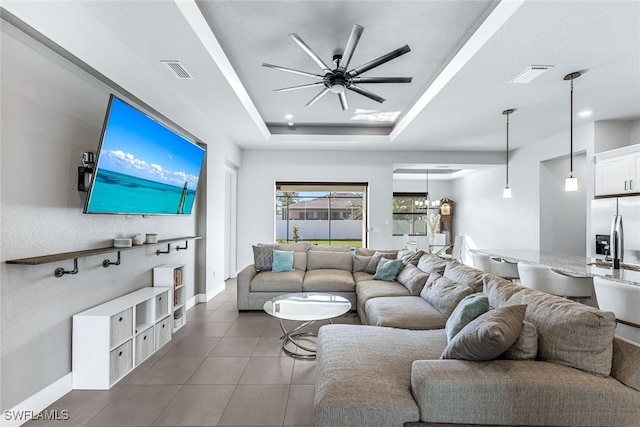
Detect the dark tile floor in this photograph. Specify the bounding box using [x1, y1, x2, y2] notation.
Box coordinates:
[26, 279, 360, 426]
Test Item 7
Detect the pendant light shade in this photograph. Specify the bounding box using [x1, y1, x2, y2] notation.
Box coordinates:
[564, 71, 581, 192]
[502, 109, 515, 198]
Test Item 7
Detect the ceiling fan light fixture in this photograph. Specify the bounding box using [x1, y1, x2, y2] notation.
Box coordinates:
[330, 84, 346, 94]
[263, 24, 412, 111]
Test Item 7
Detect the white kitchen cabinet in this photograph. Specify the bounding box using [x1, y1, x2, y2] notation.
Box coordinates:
[595, 145, 640, 196]
[153, 264, 187, 332]
[73, 287, 172, 390]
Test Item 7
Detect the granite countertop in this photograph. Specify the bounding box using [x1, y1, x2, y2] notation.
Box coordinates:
[473, 249, 640, 287]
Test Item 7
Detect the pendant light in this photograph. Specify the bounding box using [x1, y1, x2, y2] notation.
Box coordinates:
[502, 109, 515, 198]
[564, 71, 581, 192]
[425, 169, 431, 208]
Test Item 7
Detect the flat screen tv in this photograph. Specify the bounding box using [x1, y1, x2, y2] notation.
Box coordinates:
[84, 95, 206, 215]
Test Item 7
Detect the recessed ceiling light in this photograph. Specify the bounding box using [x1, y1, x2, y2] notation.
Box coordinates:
[350, 110, 401, 122]
[284, 114, 294, 120]
[577, 110, 593, 117]
[287, 121, 295, 127]
[509, 65, 553, 84]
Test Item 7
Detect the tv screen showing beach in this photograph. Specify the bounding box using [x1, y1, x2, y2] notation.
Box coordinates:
[84, 96, 206, 215]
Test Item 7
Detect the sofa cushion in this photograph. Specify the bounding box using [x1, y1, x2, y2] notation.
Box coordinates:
[445, 293, 490, 341]
[503, 320, 538, 360]
[307, 250, 352, 271]
[250, 270, 304, 292]
[443, 261, 486, 292]
[275, 242, 310, 252]
[352, 255, 371, 272]
[356, 280, 410, 324]
[272, 250, 294, 272]
[315, 325, 447, 427]
[397, 264, 430, 295]
[417, 253, 448, 275]
[365, 296, 447, 330]
[309, 245, 351, 252]
[373, 258, 404, 281]
[411, 359, 640, 427]
[507, 286, 617, 377]
[441, 304, 526, 361]
[611, 336, 640, 392]
[252, 245, 273, 271]
[365, 251, 397, 274]
[303, 269, 355, 292]
[483, 274, 522, 308]
[356, 248, 399, 256]
[421, 275, 475, 318]
[353, 271, 373, 283]
[293, 251, 307, 271]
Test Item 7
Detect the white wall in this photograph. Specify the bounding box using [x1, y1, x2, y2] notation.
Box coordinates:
[540, 154, 587, 256]
[0, 20, 239, 412]
[236, 150, 501, 269]
[452, 123, 594, 252]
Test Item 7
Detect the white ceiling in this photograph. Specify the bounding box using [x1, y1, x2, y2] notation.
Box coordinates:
[3, 0, 640, 156]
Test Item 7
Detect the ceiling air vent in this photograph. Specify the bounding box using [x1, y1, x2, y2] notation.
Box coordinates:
[161, 60, 193, 80]
[509, 65, 553, 84]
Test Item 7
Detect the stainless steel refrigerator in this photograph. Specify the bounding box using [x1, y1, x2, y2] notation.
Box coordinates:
[591, 196, 640, 268]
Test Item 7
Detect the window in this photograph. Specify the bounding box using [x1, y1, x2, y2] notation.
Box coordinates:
[276, 182, 368, 247]
[392, 192, 436, 236]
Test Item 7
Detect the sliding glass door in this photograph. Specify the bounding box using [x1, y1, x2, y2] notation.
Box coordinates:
[276, 182, 368, 248]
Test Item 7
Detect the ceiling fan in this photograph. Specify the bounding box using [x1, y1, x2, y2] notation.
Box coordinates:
[263, 24, 412, 111]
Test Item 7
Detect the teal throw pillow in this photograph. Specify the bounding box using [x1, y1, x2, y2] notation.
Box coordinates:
[445, 293, 490, 341]
[272, 250, 294, 272]
[372, 258, 404, 281]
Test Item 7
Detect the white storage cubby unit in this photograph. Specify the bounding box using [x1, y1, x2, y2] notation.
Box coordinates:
[153, 264, 187, 332]
[72, 287, 171, 390]
[595, 144, 640, 196]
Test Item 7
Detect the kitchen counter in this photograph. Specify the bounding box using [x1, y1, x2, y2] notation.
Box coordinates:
[473, 249, 640, 287]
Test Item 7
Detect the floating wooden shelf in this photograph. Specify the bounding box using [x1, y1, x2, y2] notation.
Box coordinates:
[6, 236, 202, 278]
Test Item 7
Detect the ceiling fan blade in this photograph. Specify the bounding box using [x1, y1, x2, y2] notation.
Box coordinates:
[290, 33, 332, 72]
[348, 84, 386, 103]
[351, 77, 413, 84]
[305, 87, 330, 107]
[274, 82, 325, 92]
[338, 92, 348, 111]
[337, 24, 364, 72]
[348, 45, 411, 77]
[262, 63, 323, 79]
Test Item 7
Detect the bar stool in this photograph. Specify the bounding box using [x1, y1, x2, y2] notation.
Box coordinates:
[593, 276, 640, 328]
[517, 262, 594, 300]
[472, 253, 519, 280]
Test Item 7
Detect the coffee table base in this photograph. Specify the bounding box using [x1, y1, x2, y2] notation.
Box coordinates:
[279, 319, 332, 359]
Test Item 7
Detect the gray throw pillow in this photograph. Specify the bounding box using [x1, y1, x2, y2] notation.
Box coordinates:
[397, 263, 430, 295]
[441, 304, 527, 361]
[252, 245, 273, 271]
[365, 251, 396, 274]
[445, 293, 490, 341]
[503, 320, 538, 360]
[421, 276, 475, 318]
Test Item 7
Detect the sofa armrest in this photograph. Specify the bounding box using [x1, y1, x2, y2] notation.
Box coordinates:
[237, 264, 257, 310]
[411, 359, 640, 426]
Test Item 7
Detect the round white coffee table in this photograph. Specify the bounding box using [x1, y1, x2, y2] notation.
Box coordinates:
[263, 292, 351, 359]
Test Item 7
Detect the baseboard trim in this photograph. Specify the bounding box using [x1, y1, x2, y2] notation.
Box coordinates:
[194, 284, 225, 304]
[1, 373, 72, 427]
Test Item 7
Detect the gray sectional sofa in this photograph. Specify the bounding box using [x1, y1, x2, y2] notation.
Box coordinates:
[237, 245, 640, 426]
